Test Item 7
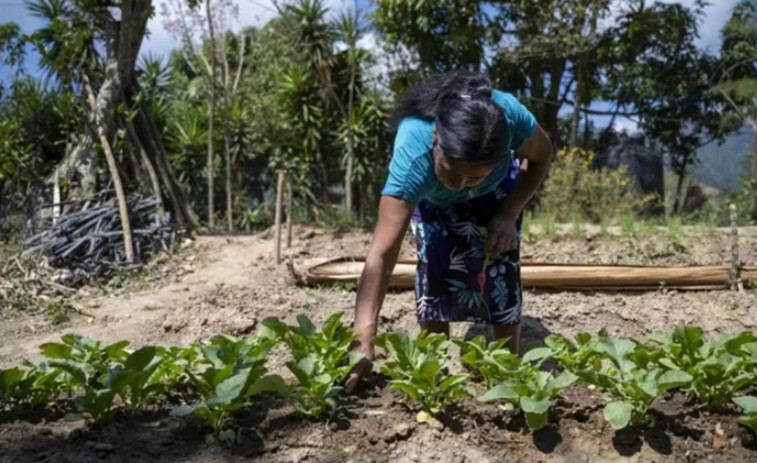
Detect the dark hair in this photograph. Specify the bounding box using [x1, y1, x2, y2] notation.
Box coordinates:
[391, 71, 509, 164]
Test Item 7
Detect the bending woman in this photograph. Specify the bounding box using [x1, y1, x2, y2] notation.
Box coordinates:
[346, 72, 554, 390]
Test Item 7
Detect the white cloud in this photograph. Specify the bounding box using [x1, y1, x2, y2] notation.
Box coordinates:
[612, 116, 641, 134]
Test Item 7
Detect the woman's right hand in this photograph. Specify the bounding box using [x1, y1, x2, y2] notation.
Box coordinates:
[344, 334, 374, 392]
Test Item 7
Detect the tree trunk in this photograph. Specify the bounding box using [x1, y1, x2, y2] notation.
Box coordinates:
[673, 171, 686, 215]
[137, 107, 199, 229]
[569, 73, 582, 150]
[83, 72, 134, 263]
[125, 117, 166, 220]
[206, 0, 217, 230]
[750, 122, 757, 222]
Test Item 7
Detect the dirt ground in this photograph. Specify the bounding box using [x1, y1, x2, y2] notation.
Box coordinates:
[1, 226, 757, 462]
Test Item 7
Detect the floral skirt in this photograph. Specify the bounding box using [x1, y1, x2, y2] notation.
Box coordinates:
[411, 159, 522, 325]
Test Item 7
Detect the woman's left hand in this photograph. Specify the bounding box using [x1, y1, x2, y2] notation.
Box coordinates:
[486, 214, 518, 256]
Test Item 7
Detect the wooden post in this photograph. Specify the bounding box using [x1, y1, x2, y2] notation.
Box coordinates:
[286, 173, 293, 249]
[52, 167, 61, 226]
[275, 169, 286, 264]
[730, 204, 742, 291]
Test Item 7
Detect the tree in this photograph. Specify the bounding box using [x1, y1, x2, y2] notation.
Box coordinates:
[715, 0, 757, 221]
[599, 0, 721, 213]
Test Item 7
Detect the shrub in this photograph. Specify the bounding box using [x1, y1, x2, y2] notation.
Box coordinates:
[540, 147, 655, 223]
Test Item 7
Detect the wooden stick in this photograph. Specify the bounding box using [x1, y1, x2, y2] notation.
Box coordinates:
[274, 169, 286, 264]
[286, 173, 293, 249]
[53, 166, 61, 226]
[730, 204, 742, 291]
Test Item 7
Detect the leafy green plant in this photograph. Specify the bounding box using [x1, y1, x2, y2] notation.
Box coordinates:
[733, 396, 757, 434]
[481, 369, 577, 430]
[580, 335, 692, 430]
[454, 335, 522, 388]
[459, 339, 576, 430]
[543, 333, 603, 375]
[376, 331, 473, 423]
[262, 313, 362, 419]
[106, 346, 167, 412]
[35, 334, 131, 423]
[650, 326, 757, 407]
[172, 334, 285, 441]
[41, 334, 129, 378]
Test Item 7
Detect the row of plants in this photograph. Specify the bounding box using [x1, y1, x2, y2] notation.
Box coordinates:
[1, 315, 757, 443]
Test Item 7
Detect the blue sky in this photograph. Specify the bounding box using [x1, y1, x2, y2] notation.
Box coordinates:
[0, 0, 743, 133]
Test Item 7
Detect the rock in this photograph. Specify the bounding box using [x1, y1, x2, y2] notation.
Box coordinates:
[382, 423, 415, 443]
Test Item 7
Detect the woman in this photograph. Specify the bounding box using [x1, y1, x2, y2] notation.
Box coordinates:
[345, 72, 554, 391]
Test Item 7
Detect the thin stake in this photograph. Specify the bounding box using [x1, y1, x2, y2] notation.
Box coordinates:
[274, 169, 286, 264]
[730, 204, 742, 291]
[286, 173, 293, 249]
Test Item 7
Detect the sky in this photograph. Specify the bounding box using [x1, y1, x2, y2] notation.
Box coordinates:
[0, 0, 744, 134]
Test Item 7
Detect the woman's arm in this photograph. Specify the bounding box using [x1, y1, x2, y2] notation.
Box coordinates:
[487, 124, 555, 255]
[346, 195, 414, 390]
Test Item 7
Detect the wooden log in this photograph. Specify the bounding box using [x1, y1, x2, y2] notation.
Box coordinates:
[293, 256, 757, 290]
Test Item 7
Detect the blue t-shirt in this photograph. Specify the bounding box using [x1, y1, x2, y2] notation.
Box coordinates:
[382, 90, 536, 206]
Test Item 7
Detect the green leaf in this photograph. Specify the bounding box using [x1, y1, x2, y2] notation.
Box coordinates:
[296, 314, 317, 337]
[124, 346, 157, 371]
[248, 374, 286, 396]
[40, 342, 72, 359]
[733, 396, 757, 413]
[215, 369, 249, 399]
[522, 347, 552, 363]
[547, 371, 578, 392]
[481, 383, 519, 402]
[657, 370, 693, 393]
[64, 413, 84, 421]
[604, 401, 633, 430]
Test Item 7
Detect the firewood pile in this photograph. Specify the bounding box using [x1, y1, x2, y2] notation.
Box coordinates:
[22, 195, 175, 286]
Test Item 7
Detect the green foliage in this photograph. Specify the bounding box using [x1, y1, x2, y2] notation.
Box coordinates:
[649, 326, 757, 407]
[733, 396, 757, 434]
[482, 370, 577, 430]
[261, 313, 361, 418]
[576, 335, 692, 430]
[540, 148, 653, 224]
[172, 334, 285, 439]
[455, 336, 521, 388]
[376, 331, 473, 421]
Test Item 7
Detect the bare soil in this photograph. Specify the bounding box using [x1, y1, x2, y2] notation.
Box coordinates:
[1, 225, 756, 463]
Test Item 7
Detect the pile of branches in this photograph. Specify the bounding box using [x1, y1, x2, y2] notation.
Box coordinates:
[23, 195, 176, 285]
[0, 255, 75, 311]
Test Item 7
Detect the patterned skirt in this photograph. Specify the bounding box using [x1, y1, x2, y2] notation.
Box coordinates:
[411, 159, 522, 325]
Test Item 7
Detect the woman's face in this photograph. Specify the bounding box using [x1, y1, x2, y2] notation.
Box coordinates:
[432, 133, 495, 191]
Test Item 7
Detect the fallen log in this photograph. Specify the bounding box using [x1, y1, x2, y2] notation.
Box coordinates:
[293, 257, 757, 291]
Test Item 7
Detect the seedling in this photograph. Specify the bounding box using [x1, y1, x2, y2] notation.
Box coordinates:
[650, 326, 757, 407]
[581, 335, 692, 430]
[376, 331, 473, 423]
[261, 313, 362, 419]
[172, 334, 285, 441]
